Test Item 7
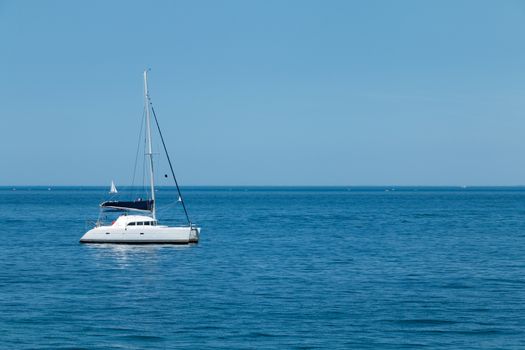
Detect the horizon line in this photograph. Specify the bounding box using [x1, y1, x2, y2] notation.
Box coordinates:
[3, 184, 525, 188]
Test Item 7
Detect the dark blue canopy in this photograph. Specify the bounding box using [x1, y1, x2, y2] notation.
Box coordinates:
[100, 199, 153, 212]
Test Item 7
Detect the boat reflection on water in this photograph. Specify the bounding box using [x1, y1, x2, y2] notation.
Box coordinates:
[83, 243, 191, 269]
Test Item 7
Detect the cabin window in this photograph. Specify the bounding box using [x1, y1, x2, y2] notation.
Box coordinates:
[127, 221, 156, 226]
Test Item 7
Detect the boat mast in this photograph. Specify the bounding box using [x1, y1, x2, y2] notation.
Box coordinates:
[143, 69, 156, 219]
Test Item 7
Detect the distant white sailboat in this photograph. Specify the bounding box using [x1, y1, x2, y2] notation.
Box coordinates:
[80, 70, 200, 244]
[110, 180, 118, 194]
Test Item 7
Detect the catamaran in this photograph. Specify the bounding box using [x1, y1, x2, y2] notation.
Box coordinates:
[80, 70, 200, 244]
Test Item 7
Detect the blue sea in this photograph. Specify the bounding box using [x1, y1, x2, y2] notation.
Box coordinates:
[1, 186, 525, 349]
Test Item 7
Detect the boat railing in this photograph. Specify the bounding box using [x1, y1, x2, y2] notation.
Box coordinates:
[85, 220, 103, 229]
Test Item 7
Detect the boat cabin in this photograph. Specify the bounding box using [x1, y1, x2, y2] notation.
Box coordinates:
[112, 215, 158, 228]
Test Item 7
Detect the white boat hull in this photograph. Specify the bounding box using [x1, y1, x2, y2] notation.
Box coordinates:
[80, 225, 199, 244]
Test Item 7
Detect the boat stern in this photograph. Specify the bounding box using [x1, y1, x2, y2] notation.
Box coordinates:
[189, 226, 200, 243]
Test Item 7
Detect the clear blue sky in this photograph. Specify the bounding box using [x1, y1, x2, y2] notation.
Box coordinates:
[2, 0, 525, 186]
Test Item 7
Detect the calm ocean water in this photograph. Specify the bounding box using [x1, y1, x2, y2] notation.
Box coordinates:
[1, 186, 525, 349]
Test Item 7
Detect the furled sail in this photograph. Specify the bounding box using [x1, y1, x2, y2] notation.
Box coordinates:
[100, 199, 153, 212]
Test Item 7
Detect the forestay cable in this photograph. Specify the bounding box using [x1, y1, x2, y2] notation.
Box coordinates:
[149, 104, 191, 225]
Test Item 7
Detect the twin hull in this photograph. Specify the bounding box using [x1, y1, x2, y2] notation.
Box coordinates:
[80, 225, 199, 244]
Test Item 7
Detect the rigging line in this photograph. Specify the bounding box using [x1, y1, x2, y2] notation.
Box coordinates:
[150, 104, 191, 225]
[143, 155, 147, 196]
[131, 108, 146, 198]
[142, 125, 147, 196]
